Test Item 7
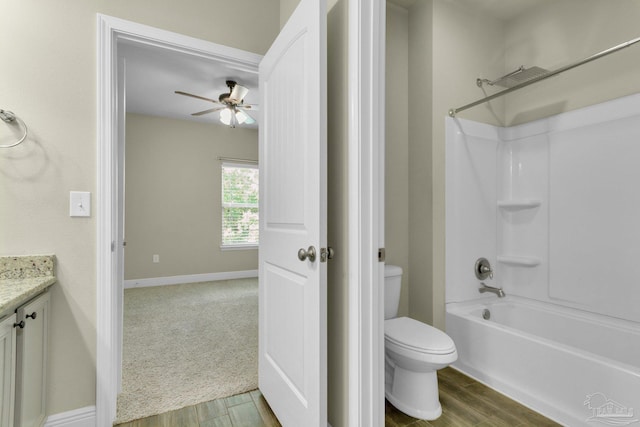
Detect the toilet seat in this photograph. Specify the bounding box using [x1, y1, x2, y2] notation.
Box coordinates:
[385, 317, 456, 355]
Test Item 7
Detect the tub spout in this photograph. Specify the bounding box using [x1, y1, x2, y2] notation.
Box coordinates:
[479, 282, 505, 298]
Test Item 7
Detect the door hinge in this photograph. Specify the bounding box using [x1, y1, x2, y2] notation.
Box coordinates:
[378, 248, 386, 262]
[111, 241, 115, 252]
[320, 247, 335, 263]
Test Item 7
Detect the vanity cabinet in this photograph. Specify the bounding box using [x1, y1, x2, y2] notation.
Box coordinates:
[0, 314, 17, 427]
[14, 291, 49, 427]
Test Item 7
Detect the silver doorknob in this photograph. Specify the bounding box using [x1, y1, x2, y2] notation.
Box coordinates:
[298, 246, 317, 262]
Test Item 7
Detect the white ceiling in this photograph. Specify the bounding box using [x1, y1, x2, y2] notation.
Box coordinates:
[121, 40, 259, 129]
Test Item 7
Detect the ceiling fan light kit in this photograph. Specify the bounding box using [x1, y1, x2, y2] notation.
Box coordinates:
[228, 83, 249, 103]
[219, 106, 250, 128]
[220, 108, 233, 125]
[175, 80, 256, 128]
[235, 109, 249, 124]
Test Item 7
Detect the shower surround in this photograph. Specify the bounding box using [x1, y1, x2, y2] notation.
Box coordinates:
[445, 93, 640, 426]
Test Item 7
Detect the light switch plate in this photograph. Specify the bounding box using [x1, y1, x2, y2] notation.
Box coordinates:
[70, 191, 91, 217]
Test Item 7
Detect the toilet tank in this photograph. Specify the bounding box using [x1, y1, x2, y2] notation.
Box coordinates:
[384, 265, 403, 320]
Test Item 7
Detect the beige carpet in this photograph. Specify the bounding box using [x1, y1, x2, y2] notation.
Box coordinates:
[116, 278, 258, 424]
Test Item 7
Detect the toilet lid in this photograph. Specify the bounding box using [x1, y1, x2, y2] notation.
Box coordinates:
[385, 317, 456, 355]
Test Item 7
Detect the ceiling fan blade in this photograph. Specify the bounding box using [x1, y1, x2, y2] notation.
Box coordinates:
[229, 84, 249, 103]
[242, 110, 256, 124]
[191, 107, 225, 116]
[175, 90, 219, 104]
[238, 104, 258, 111]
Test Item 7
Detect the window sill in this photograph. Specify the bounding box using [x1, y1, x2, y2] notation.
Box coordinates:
[220, 244, 259, 251]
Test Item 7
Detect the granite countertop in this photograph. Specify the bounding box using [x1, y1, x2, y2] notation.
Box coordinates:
[0, 255, 56, 315]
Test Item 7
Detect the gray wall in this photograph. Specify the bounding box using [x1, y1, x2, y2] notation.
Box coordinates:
[280, 0, 301, 28]
[385, 3, 410, 317]
[125, 114, 258, 280]
[504, 0, 640, 125]
[327, 2, 349, 425]
[407, 1, 435, 326]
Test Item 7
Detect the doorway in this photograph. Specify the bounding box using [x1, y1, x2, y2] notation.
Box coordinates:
[97, 16, 263, 425]
[97, 2, 385, 424]
[117, 40, 261, 420]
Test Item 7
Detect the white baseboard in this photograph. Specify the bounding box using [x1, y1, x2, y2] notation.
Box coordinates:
[124, 270, 258, 289]
[44, 406, 96, 427]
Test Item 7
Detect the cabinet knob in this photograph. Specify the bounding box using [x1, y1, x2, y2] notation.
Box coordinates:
[26, 312, 37, 320]
[13, 320, 25, 329]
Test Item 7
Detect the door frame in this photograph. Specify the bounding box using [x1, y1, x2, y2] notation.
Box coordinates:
[347, 0, 385, 425]
[96, 14, 262, 425]
[96, 3, 385, 424]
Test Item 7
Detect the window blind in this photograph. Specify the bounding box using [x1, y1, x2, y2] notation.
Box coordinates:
[221, 163, 259, 246]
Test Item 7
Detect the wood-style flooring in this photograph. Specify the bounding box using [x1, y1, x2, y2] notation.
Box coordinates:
[114, 389, 280, 427]
[385, 368, 561, 427]
[115, 367, 560, 427]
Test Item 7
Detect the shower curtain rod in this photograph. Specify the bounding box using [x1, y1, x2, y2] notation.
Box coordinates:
[448, 35, 640, 117]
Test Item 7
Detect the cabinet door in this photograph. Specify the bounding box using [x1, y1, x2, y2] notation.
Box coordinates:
[0, 314, 16, 427]
[15, 292, 49, 427]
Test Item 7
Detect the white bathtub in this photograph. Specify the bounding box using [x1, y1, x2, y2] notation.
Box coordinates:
[446, 296, 640, 426]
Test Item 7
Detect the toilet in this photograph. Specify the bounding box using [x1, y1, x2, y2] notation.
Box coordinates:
[384, 265, 457, 420]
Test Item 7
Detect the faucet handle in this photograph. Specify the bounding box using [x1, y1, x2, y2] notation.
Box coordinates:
[480, 265, 494, 279]
[475, 258, 493, 280]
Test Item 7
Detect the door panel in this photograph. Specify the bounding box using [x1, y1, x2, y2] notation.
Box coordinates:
[258, 0, 327, 425]
[264, 265, 306, 394]
[263, 34, 306, 227]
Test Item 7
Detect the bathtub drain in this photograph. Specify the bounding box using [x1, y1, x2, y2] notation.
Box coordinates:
[482, 309, 490, 320]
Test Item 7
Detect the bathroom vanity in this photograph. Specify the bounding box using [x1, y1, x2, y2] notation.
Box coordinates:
[0, 255, 55, 427]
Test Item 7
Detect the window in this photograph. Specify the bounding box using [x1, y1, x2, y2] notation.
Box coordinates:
[221, 162, 259, 248]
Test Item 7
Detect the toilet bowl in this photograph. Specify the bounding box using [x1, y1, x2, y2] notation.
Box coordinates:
[384, 265, 457, 420]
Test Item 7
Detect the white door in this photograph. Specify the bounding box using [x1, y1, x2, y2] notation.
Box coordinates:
[258, 0, 327, 425]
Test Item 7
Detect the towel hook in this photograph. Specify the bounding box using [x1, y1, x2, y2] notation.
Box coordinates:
[0, 109, 29, 148]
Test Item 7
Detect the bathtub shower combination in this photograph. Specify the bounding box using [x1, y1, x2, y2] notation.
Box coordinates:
[445, 93, 640, 426]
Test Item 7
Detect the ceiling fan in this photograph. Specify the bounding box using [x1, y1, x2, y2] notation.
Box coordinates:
[175, 80, 257, 127]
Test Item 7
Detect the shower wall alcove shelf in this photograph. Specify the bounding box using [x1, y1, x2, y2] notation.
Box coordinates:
[497, 199, 541, 210]
[497, 255, 541, 267]
[0, 109, 29, 148]
[448, 35, 640, 117]
[497, 197, 542, 268]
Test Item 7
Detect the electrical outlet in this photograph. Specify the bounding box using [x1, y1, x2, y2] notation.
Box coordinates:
[153, 254, 159, 263]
